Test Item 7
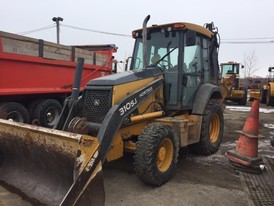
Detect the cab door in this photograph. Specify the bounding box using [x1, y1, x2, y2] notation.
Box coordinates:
[181, 33, 203, 109]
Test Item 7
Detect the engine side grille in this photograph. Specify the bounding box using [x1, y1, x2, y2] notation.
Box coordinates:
[83, 88, 112, 123]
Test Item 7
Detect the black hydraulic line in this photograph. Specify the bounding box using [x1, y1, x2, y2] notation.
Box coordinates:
[54, 57, 84, 130]
[71, 57, 84, 100]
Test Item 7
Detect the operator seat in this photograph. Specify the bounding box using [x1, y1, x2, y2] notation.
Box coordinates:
[150, 54, 161, 65]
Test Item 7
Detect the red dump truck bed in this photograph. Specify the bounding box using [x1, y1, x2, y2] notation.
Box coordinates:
[0, 30, 117, 127]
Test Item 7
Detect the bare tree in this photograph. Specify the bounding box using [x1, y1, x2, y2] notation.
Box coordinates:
[243, 50, 259, 77]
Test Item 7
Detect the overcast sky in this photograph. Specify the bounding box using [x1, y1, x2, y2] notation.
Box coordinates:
[1, 0, 273, 76]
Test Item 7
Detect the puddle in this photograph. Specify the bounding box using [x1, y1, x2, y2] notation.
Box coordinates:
[185, 141, 236, 166]
[226, 106, 274, 114]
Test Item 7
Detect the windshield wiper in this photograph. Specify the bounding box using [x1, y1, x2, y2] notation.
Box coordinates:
[149, 46, 178, 68]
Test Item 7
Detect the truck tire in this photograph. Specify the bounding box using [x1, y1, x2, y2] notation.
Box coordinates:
[260, 89, 267, 104]
[266, 85, 274, 106]
[27, 99, 44, 123]
[238, 88, 247, 105]
[33, 99, 62, 128]
[134, 123, 179, 186]
[190, 100, 223, 155]
[0, 102, 30, 123]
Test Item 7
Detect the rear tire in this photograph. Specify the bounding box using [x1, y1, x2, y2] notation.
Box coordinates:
[266, 85, 274, 106]
[260, 89, 267, 104]
[0, 102, 30, 123]
[190, 100, 223, 155]
[32, 99, 62, 128]
[238, 88, 247, 105]
[134, 123, 179, 186]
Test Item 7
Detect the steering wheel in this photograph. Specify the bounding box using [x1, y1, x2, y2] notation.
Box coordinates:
[158, 60, 173, 70]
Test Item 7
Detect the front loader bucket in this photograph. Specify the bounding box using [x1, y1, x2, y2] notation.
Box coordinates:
[0, 119, 104, 206]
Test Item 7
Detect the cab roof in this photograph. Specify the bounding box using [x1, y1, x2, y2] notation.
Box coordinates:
[132, 22, 213, 38]
[220, 62, 241, 65]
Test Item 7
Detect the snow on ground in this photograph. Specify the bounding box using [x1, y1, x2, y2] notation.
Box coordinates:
[226, 106, 274, 114]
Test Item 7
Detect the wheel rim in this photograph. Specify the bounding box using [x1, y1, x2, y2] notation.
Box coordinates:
[7, 111, 24, 122]
[45, 106, 60, 126]
[157, 138, 173, 172]
[209, 113, 220, 143]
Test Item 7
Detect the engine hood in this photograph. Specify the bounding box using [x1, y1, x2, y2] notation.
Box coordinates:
[86, 67, 163, 86]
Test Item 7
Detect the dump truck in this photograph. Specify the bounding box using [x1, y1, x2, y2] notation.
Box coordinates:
[260, 67, 274, 106]
[220, 61, 247, 105]
[0, 30, 117, 127]
[0, 16, 224, 205]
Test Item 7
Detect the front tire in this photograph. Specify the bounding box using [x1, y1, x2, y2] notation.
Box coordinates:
[134, 123, 179, 186]
[266, 85, 274, 106]
[260, 89, 267, 104]
[190, 100, 224, 155]
[238, 88, 247, 105]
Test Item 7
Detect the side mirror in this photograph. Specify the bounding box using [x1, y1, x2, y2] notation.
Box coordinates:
[186, 30, 196, 46]
[125, 57, 132, 71]
[112, 59, 118, 73]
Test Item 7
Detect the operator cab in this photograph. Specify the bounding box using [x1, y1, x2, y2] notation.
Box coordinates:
[220, 62, 243, 90]
[130, 23, 217, 111]
[220, 62, 242, 76]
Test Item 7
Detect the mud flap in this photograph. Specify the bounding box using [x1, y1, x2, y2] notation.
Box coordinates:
[0, 119, 104, 206]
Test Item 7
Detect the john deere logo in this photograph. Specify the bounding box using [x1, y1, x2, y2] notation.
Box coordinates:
[94, 99, 100, 106]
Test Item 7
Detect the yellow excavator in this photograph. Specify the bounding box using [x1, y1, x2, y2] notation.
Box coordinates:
[0, 16, 224, 205]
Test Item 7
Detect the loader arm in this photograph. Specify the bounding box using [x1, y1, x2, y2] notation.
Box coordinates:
[58, 76, 164, 205]
[98, 77, 164, 161]
[59, 142, 104, 206]
[57, 76, 164, 205]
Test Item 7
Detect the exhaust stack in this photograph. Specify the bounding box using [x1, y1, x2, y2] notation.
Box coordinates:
[142, 15, 150, 69]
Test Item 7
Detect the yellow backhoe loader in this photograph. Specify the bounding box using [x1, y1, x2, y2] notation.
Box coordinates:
[220, 62, 247, 105]
[260, 66, 274, 106]
[0, 15, 224, 205]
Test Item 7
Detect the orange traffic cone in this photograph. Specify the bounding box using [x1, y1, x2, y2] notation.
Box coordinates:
[225, 99, 263, 173]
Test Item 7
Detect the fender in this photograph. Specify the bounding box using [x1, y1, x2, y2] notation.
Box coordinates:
[192, 83, 222, 115]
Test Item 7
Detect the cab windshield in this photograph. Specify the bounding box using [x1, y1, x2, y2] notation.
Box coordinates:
[130, 30, 180, 71]
[221, 64, 240, 76]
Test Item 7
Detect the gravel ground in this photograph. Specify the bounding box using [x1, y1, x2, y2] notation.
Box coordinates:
[0, 101, 273, 206]
[104, 101, 274, 206]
